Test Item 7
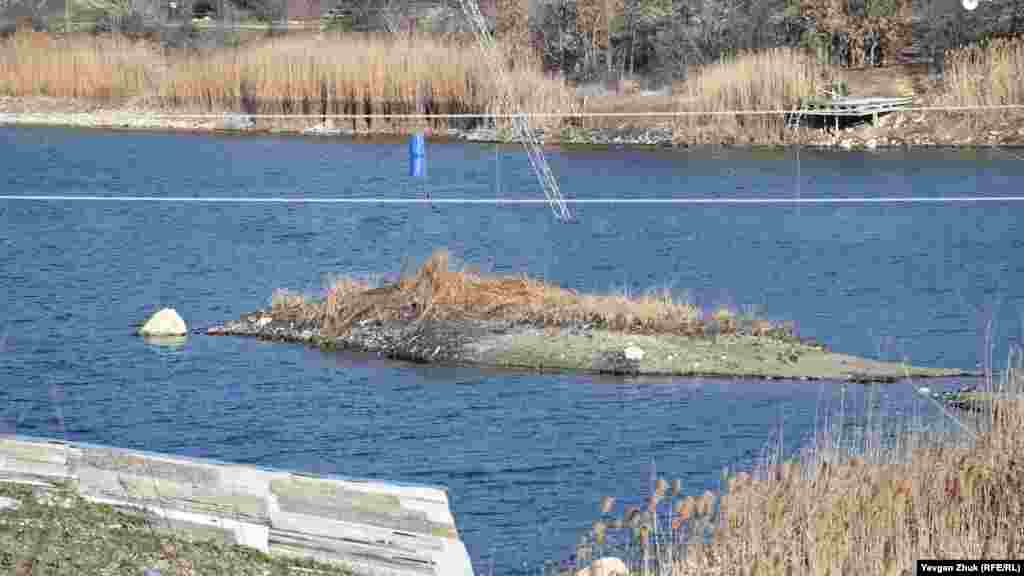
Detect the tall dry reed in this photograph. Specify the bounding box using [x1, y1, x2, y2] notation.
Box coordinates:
[674, 47, 834, 145]
[0, 29, 161, 98]
[568, 346, 1024, 576]
[940, 36, 1024, 108]
[161, 32, 575, 130]
[0, 29, 575, 131]
[938, 36, 1024, 130]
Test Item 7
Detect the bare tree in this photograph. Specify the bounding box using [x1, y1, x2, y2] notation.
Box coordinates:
[534, 0, 581, 73]
[915, 0, 1024, 58]
[496, 0, 532, 65]
[1, 0, 53, 30]
[574, 0, 624, 77]
[798, 0, 913, 67]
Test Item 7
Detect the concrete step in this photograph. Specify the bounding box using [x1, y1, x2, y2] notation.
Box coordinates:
[0, 435, 474, 576]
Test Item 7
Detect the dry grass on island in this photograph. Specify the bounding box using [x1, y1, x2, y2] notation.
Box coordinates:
[268, 249, 791, 341]
[562, 351, 1023, 576]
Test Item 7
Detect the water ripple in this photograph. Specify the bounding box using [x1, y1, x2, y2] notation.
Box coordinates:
[1, 127, 1021, 575]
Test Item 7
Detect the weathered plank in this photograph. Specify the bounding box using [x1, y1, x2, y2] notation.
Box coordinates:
[799, 96, 914, 117]
[0, 435, 474, 576]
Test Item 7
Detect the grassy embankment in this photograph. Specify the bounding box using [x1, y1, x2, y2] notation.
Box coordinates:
[0, 480, 350, 575]
[558, 347, 1023, 576]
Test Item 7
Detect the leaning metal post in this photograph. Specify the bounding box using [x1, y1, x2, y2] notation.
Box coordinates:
[454, 0, 573, 222]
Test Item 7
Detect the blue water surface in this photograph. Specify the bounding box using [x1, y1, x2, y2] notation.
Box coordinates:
[2, 126, 1023, 574]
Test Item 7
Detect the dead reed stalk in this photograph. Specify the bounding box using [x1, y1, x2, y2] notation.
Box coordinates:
[940, 37, 1024, 108]
[0, 30, 575, 132]
[938, 36, 1024, 128]
[568, 345, 1024, 576]
[269, 249, 793, 340]
[0, 29, 160, 98]
[673, 47, 835, 145]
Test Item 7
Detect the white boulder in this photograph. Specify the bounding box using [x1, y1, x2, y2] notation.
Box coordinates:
[139, 308, 187, 337]
[624, 345, 645, 361]
[575, 557, 627, 576]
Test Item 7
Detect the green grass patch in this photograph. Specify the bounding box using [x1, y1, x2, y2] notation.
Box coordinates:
[0, 481, 350, 576]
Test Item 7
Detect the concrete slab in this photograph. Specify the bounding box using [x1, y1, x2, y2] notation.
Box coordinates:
[0, 435, 474, 576]
[0, 495, 20, 511]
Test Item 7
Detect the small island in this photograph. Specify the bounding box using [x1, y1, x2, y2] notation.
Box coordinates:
[207, 250, 975, 383]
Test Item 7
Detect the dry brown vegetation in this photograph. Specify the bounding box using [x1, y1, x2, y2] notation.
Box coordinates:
[681, 48, 830, 116]
[940, 37, 1024, 108]
[3, 26, 1021, 143]
[0, 29, 161, 98]
[828, 36, 1024, 146]
[936, 36, 1024, 133]
[160, 32, 575, 130]
[0, 29, 575, 132]
[572, 48, 835, 143]
[269, 249, 792, 340]
[570, 349, 1024, 576]
[671, 48, 836, 145]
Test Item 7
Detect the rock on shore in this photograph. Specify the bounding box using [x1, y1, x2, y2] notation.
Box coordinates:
[140, 308, 187, 336]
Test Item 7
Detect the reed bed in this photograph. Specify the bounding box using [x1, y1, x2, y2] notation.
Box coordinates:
[270, 249, 792, 339]
[0, 30, 575, 131]
[673, 48, 835, 145]
[940, 36, 1024, 108]
[937, 36, 1024, 130]
[0, 29, 161, 98]
[160, 32, 575, 130]
[565, 347, 1024, 576]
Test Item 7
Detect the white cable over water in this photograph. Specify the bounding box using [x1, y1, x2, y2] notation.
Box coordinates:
[452, 0, 572, 222]
[3, 196, 1023, 204]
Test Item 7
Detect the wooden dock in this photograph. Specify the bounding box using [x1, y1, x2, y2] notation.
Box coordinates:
[788, 96, 914, 128]
[0, 435, 475, 576]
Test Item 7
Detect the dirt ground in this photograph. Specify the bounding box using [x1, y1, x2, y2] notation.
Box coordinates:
[835, 63, 933, 98]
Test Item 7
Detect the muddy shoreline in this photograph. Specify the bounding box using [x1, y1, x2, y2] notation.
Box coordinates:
[205, 310, 979, 383]
[4, 97, 1024, 149]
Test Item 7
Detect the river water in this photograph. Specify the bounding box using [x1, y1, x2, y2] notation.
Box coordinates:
[2, 126, 1023, 574]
